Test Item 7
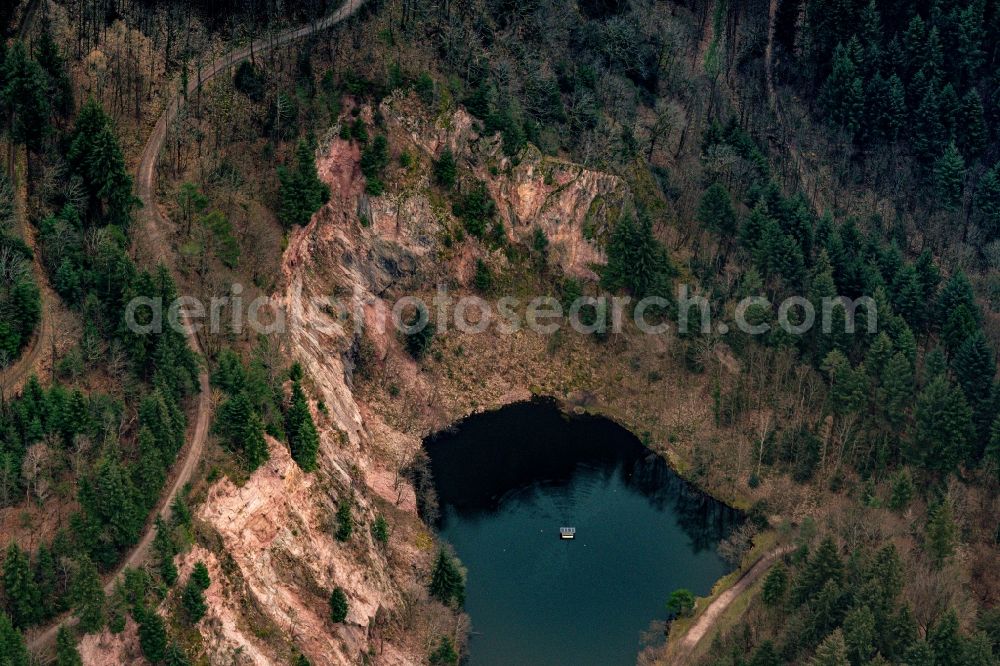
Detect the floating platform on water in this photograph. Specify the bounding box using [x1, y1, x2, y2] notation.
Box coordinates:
[559, 527, 576, 540]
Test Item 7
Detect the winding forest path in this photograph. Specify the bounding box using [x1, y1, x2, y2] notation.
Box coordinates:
[2, 0, 54, 396]
[761, 0, 821, 212]
[26, 0, 366, 656]
[1, 153, 55, 396]
[764, 0, 777, 112]
[668, 545, 792, 664]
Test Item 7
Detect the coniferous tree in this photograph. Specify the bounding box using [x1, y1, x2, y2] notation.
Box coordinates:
[433, 149, 457, 188]
[934, 143, 966, 210]
[215, 392, 270, 471]
[278, 138, 330, 229]
[215, 391, 252, 446]
[181, 576, 207, 624]
[0, 613, 30, 666]
[34, 23, 73, 117]
[67, 99, 135, 228]
[2, 544, 41, 629]
[165, 642, 191, 666]
[329, 587, 348, 623]
[360, 134, 389, 194]
[698, 183, 737, 237]
[133, 427, 166, 511]
[153, 516, 178, 586]
[78, 452, 142, 564]
[748, 641, 780, 666]
[975, 163, 1000, 241]
[887, 468, 914, 511]
[740, 201, 770, 258]
[884, 74, 907, 141]
[1, 41, 51, 149]
[856, 1, 882, 76]
[951, 331, 997, 454]
[869, 543, 904, 609]
[762, 564, 788, 608]
[452, 181, 496, 238]
[958, 90, 987, 159]
[34, 543, 63, 620]
[0, 173, 14, 233]
[793, 537, 843, 604]
[912, 87, 945, 164]
[810, 579, 848, 638]
[891, 263, 926, 330]
[822, 351, 867, 416]
[963, 632, 995, 666]
[905, 640, 935, 666]
[883, 605, 919, 661]
[335, 498, 353, 542]
[70, 557, 105, 634]
[821, 44, 863, 135]
[865, 332, 893, 381]
[939, 84, 961, 144]
[936, 272, 979, 330]
[55, 626, 82, 666]
[902, 15, 929, 76]
[372, 515, 390, 545]
[243, 411, 270, 471]
[880, 352, 914, 430]
[928, 610, 964, 666]
[285, 380, 319, 471]
[429, 549, 465, 607]
[190, 562, 210, 591]
[911, 375, 974, 472]
[925, 499, 958, 567]
[428, 636, 459, 665]
[602, 215, 674, 301]
[987, 415, 1000, 481]
[914, 249, 940, 303]
[211, 349, 246, 394]
[137, 609, 168, 663]
[171, 492, 192, 529]
[403, 306, 436, 359]
[843, 605, 876, 664]
[942, 306, 979, 356]
[811, 628, 849, 666]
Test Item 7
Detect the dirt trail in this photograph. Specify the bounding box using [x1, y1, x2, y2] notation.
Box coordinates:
[26, 0, 366, 656]
[761, 0, 820, 211]
[1, 152, 56, 396]
[695, 4, 715, 69]
[765, 0, 777, 112]
[1, 0, 55, 396]
[668, 546, 792, 664]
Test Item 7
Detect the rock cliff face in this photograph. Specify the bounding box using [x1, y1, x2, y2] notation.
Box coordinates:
[110, 94, 631, 664]
[191, 436, 423, 664]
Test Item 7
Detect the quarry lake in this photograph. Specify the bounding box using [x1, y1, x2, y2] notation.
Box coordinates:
[424, 399, 742, 665]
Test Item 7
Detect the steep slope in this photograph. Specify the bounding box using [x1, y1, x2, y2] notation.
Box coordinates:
[164, 94, 635, 663]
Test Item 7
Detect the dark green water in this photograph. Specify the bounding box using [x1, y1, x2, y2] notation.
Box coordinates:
[424, 399, 741, 666]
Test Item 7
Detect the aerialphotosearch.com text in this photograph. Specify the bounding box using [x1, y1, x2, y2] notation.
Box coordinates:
[124, 284, 878, 338]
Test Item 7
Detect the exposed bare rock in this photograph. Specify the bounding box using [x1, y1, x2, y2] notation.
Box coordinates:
[196, 437, 395, 664]
[481, 143, 626, 279]
[380, 93, 629, 279]
[78, 617, 142, 666]
[177, 95, 634, 664]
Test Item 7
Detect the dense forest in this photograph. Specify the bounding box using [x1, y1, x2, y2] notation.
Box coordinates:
[0, 0, 998, 663]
